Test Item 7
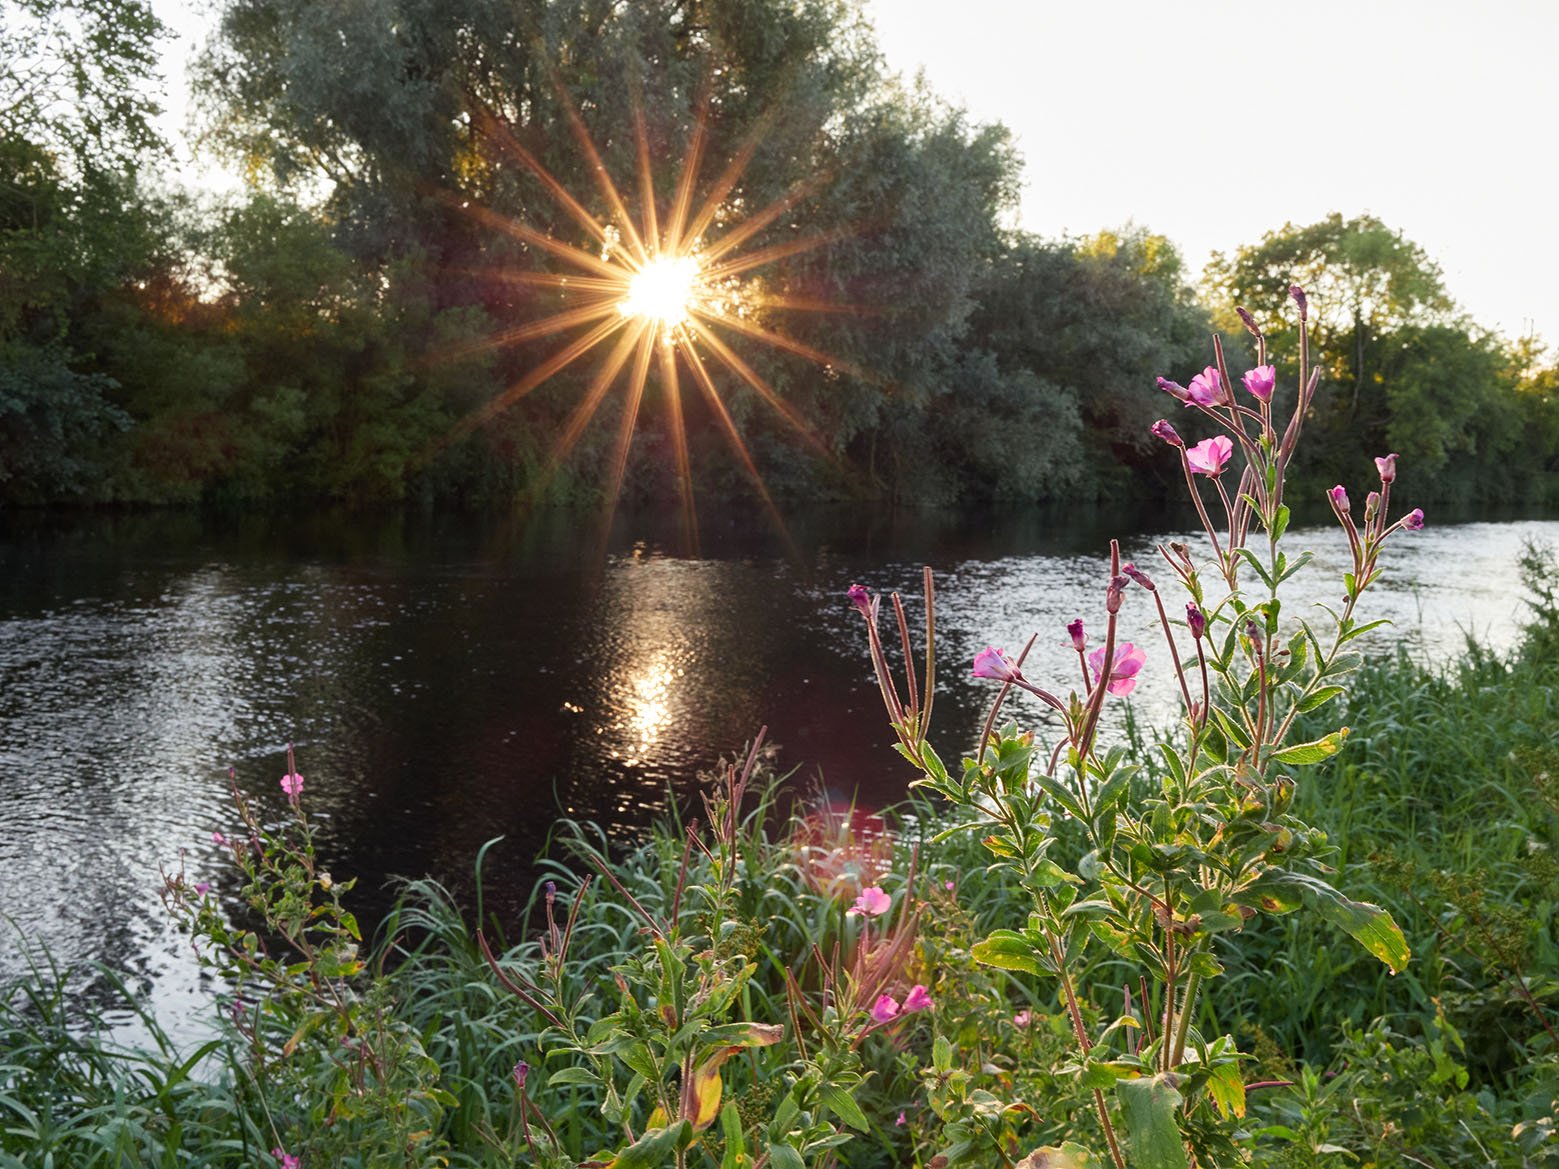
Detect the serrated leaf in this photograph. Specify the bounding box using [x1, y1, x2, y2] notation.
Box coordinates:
[1115, 1075, 1189, 1169]
[819, 1083, 870, 1131]
[605, 1121, 691, 1168]
[1294, 686, 1345, 714]
[1271, 729, 1347, 765]
[972, 931, 1045, 976]
[1206, 1062, 1246, 1119]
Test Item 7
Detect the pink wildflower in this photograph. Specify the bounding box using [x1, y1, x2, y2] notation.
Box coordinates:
[1185, 435, 1233, 476]
[272, 1150, 300, 1169]
[1088, 643, 1147, 697]
[1150, 419, 1183, 447]
[1241, 365, 1276, 402]
[896, 1111, 907, 1127]
[1066, 619, 1085, 653]
[1403, 508, 1425, 530]
[870, 995, 901, 1023]
[1186, 366, 1227, 407]
[1013, 1009, 1033, 1028]
[1329, 485, 1350, 513]
[971, 646, 1021, 684]
[1375, 452, 1398, 483]
[847, 886, 892, 917]
[280, 772, 304, 799]
[846, 583, 873, 617]
[195, 882, 210, 896]
[902, 984, 934, 1013]
[1185, 603, 1206, 641]
[211, 831, 225, 846]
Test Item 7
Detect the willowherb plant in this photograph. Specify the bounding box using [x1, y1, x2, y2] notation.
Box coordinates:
[162, 746, 450, 1168]
[851, 287, 1424, 1169]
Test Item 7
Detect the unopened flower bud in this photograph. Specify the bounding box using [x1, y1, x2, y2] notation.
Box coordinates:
[1169, 541, 1193, 567]
[1122, 563, 1155, 591]
[1066, 618, 1085, 653]
[1364, 491, 1380, 523]
[1289, 284, 1308, 315]
[1403, 507, 1425, 530]
[1156, 376, 1191, 404]
[1328, 484, 1350, 513]
[1374, 452, 1398, 484]
[846, 583, 872, 617]
[1105, 574, 1129, 613]
[1235, 306, 1261, 337]
[1186, 603, 1206, 640]
[514, 1061, 529, 1090]
[1150, 419, 1183, 447]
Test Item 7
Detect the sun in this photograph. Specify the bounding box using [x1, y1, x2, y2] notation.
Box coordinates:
[430, 69, 868, 548]
[621, 255, 703, 329]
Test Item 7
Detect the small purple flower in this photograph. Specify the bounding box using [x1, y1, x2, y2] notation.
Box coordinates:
[279, 772, 304, 799]
[514, 1060, 529, 1091]
[1186, 604, 1206, 641]
[1403, 508, 1425, 530]
[1089, 643, 1147, 697]
[896, 1110, 907, 1127]
[1185, 436, 1233, 476]
[195, 882, 211, 896]
[1375, 452, 1398, 484]
[1241, 365, 1276, 402]
[846, 583, 873, 617]
[870, 994, 901, 1023]
[1186, 366, 1227, 407]
[971, 646, 1021, 684]
[943, 879, 955, 891]
[272, 1150, 300, 1169]
[847, 886, 892, 917]
[1013, 1009, 1033, 1028]
[211, 831, 225, 846]
[902, 984, 934, 1013]
[1150, 419, 1184, 448]
[1066, 619, 1085, 653]
[1122, 563, 1155, 592]
[1329, 485, 1350, 513]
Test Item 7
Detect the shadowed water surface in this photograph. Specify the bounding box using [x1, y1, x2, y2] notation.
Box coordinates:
[1, 502, 1553, 1041]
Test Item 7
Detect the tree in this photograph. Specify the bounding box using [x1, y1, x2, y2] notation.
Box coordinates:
[193, 0, 1030, 503]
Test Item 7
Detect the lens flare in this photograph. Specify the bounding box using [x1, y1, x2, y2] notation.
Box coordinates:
[620, 256, 702, 328]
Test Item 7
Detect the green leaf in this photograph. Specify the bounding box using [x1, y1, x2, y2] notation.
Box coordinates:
[972, 931, 1046, 976]
[1206, 1062, 1246, 1120]
[1294, 686, 1345, 714]
[545, 1066, 599, 1087]
[1272, 504, 1291, 541]
[766, 1143, 805, 1169]
[1271, 729, 1348, 765]
[606, 1121, 692, 1168]
[720, 1101, 746, 1169]
[1115, 1075, 1190, 1169]
[1078, 1059, 1135, 1091]
[1015, 1142, 1097, 1167]
[1282, 872, 1411, 973]
[819, 1083, 871, 1132]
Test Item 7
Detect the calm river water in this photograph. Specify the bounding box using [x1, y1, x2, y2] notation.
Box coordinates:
[1, 502, 1554, 1039]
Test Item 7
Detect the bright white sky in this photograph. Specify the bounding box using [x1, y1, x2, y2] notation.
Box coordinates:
[151, 0, 1559, 345]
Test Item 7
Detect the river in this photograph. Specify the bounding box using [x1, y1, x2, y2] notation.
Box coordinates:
[1, 501, 1553, 1041]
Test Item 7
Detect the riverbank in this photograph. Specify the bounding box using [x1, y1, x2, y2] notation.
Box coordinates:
[3, 549, 1555, 1167]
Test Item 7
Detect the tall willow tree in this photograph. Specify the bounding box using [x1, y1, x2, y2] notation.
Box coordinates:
[193, 0, 1051, 503]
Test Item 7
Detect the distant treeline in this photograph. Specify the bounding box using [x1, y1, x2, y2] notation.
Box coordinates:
[3, 0, 1556, 510]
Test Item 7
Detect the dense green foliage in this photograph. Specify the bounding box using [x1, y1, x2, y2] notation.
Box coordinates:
[3, 557, 1555, 1166]
[2, 2, 1556, 507]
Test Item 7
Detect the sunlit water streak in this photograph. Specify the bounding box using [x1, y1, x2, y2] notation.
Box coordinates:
[0, 507, 1552, 1046]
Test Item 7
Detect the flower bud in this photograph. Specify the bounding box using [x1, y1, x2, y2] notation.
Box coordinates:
[1374, 452, 1398, 484]
[514, 1061, 529, 1091]
[1105, 574, 1129, 614]
[1122, 563, 1155, 591]
[1289, 284, 1308, 315]
[1235, 306, 1261, 336]
[846, 583, 872, 617]
[1066, 618, 1085, 653]
[1150, 419, 1183, 447]
[1364, 491, 1380, 523]
[1156, 376, 1191, 404]
[1403, 507, 1425, 530]
[1186, 603, 1206, 640]
[1328, 484, 1350, 513]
